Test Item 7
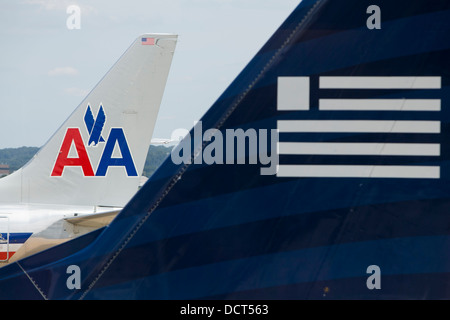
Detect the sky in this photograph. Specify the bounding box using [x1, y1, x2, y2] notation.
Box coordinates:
[0, 0, 300, 149]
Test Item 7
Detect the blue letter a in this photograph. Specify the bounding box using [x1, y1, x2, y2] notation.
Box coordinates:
[96, 128, 138, 176]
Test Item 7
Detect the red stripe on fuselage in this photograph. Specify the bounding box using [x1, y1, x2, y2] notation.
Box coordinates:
[0, 252, 15, 260]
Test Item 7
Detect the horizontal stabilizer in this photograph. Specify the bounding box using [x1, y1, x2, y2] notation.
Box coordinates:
[64, 210, 120, 229]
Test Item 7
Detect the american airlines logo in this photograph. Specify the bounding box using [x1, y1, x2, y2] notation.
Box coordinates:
[51, 104, 138, 177]
[277, 76, 442, 179]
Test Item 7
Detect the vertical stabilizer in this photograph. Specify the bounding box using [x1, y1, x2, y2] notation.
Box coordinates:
[0, 34, 177, 207]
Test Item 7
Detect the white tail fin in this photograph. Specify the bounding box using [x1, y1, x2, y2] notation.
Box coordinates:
[0, 34, 177, 207]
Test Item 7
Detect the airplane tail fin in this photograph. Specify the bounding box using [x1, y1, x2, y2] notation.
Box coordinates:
[0, 34, 177, 207]
[1, 0, 450, 300]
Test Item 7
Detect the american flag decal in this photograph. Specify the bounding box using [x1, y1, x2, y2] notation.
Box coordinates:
[141, 37, 156, 45]
[276, 76, 442, 179]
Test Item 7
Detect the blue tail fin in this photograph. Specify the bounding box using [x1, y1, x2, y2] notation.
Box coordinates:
[2, 0, 450, 299]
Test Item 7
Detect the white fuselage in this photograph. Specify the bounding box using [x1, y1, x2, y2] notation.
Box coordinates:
[0, 203, 121, 262]
[0, 203, 119, 234]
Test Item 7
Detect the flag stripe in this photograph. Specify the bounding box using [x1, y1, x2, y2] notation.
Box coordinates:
[277, 120, 440, 133]
[319, 76, 441, 89]
[277, 165, 440, 179]
[278, 142, 440, 156]
[319, 99, 441, 111]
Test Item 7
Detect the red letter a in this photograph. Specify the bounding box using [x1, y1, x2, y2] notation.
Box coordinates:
[51, 128, 95, 176]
